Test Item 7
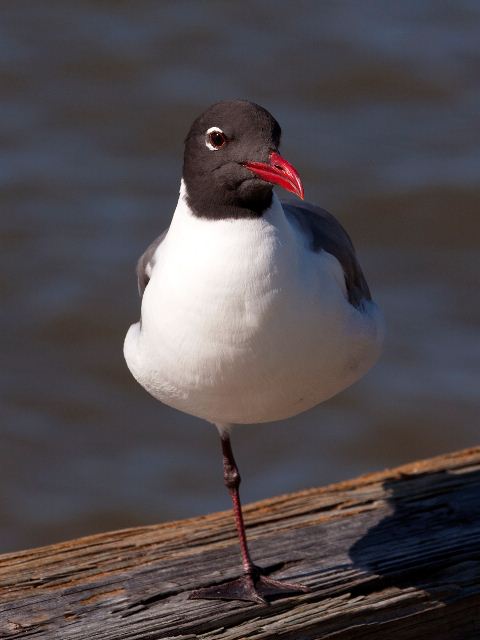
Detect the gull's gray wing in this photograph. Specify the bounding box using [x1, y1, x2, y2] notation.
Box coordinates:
[283, 201, 371, 309]
[136, 228, 169, 297]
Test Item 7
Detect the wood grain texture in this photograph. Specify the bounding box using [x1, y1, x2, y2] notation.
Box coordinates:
[1, 447, 480, 639]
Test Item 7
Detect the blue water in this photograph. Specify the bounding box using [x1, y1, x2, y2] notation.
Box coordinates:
[1, 1, 479, 552]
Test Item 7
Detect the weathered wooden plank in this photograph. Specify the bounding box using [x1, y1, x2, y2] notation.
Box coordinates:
[1, 447, 480, 639]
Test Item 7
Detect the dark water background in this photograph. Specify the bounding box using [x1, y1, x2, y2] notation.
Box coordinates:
[1, 1, 479, 552]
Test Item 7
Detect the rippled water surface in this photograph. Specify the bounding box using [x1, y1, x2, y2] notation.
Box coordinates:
[1, 1, 479, 552]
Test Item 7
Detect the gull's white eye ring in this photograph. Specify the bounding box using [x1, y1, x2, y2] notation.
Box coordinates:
[206, 127, 227, 150]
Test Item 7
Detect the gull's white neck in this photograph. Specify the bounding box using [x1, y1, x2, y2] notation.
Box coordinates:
[170, 179, 291, 235]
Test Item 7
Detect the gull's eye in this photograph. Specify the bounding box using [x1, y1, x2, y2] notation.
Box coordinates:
[206, 127, 227, 150]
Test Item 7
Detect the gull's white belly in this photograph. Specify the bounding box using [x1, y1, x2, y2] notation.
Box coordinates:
[124, 198, 384, 424]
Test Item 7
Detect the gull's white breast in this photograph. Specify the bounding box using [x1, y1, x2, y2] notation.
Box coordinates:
[124, 188, 384, 424]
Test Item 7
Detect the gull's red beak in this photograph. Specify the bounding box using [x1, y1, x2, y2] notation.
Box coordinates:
[243, 151, 304, 200]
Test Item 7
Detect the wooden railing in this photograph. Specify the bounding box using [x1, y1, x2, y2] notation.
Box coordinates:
[1, 447, 480, 639]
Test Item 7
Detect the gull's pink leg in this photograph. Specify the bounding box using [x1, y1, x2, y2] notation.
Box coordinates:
[189, 428, 309, 604]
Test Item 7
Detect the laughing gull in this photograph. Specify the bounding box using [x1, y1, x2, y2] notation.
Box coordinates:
[124, 100, 384, 604]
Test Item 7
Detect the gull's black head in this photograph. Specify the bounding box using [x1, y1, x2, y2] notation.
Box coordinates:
[182, 100, 303, 219]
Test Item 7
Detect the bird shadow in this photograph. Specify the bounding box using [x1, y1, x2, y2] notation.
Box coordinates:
[348, 465, 480, 603]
